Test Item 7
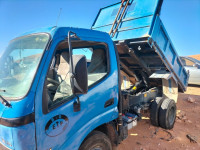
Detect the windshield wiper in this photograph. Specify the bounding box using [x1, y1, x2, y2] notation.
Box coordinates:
[0, 95, 11, 107]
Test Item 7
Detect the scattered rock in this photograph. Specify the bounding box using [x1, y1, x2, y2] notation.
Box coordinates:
[176, 110, 187, 121]
[187, 96, 195, 103]
[186, 134, 198, 143]
[186, 120, 192, 123]
[136, 142, 142, 145]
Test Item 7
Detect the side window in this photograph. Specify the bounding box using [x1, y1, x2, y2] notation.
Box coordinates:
[181, 58, 195, 67]
[73, 48, 107, 86]
[43, 41, 108, 110]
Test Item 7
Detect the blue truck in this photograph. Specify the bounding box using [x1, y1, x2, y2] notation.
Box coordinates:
[0, 0, 188, 149]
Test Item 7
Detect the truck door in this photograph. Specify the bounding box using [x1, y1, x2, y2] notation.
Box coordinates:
[34, 37, 118, 149]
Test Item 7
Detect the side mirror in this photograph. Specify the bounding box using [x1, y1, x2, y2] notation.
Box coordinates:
[71, 55, 88, 94]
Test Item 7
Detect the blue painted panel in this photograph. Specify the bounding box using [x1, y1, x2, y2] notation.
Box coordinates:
[1, 92, 34, 118]
[177, 59, 182, 76]
[157, 28, 168, 52]
[0, 124, 14, 149]
[12, 123, 36, 150]
[166, 45, 176, 65]
[0, 123, 35, 150]
[173, 57, 182, 76]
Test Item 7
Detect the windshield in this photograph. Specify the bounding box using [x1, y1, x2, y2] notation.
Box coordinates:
[0, 33, 49, 99]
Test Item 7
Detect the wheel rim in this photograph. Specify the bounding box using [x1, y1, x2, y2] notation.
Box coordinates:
[168, 106, 176, 125]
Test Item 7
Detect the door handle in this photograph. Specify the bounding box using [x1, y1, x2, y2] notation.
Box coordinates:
[104, 98, 114, 108]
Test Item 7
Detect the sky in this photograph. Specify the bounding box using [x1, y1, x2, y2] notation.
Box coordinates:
[0, 0, 200, 56]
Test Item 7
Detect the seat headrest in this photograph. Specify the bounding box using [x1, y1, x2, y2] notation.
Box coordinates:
[91, 49, 105, 62]
[60, 52, 69, 63]
[88, 49, 106, 73]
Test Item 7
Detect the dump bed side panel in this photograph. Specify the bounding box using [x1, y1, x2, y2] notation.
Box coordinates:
[150, 16, 188, 89]
[92, 0, 162, 41]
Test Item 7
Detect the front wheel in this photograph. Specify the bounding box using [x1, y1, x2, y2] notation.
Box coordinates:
[79, 131, 112, 150]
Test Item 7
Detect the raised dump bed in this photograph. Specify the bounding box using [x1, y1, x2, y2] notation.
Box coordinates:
[92, 0, 188, 92]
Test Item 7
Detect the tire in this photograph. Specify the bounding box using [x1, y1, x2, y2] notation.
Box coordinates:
[159, 99, 176, 129]
[150, 97, 164, 126]
[79, 131, 112, 150]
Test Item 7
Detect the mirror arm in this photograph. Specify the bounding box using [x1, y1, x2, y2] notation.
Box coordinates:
[68, 31, 75, 91]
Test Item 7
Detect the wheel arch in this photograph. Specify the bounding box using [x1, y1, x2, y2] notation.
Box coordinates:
[91, 122, 118, 148]
[77, 122, 119, 150]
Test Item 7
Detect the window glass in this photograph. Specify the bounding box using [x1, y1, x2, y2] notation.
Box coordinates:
[111, 8, 120, 16]
[73, 48, 93, 61]
[128, 2, 136, 12]
[181, 58, 195, 67]
[0, 34, 49, 99]
[44, 41, 108, 109]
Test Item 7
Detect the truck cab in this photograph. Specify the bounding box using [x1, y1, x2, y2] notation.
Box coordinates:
[0, 27, 120, 150]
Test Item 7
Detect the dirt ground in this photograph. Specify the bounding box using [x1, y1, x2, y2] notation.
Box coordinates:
[118, 85, 200, 150]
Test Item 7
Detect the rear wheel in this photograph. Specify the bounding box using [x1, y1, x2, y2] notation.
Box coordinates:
[79, 131, 112, 150]
[150, 97, 164, 126]
[159, 99, 176, 129]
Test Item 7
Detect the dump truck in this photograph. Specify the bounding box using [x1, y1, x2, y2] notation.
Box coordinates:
[0, 0, 188, 149]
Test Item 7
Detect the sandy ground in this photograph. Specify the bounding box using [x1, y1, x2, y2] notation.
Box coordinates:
[185, 85, 200, 96]
[118, 86, 200, 150]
